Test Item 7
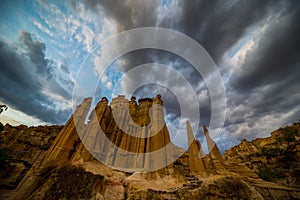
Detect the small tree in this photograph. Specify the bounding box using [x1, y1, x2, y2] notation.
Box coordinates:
[257, 165, 282, 182]
[0, 122, 3, 132]
[0, 104, 8, 114]
[0, 142, 7, 170]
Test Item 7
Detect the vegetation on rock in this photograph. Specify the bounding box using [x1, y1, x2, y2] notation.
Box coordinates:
[43, 165, 105, 200]
[257, 166, 283, 182]
[225, 122, 300, 187]
[0, 140, 7, 170]
[0, 104, 8, 114]
[0, 123, 7, 171]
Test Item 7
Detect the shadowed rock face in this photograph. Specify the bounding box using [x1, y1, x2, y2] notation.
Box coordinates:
[0, 124, 62, 190]
[42, 165, 105, 200]
[1, 97, 300, 200]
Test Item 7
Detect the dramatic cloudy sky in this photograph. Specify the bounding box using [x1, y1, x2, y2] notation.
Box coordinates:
[0, 0, 299, 152]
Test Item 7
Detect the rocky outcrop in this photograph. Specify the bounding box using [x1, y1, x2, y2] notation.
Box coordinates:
[26, 164, 105, 200]
[80, 95, 178, 172]
[0, 124, 62, 190]
[185, 121, 226, 177]
[8, 97, 93, 199]
[127, 176, 252, 200]
[2, 95, 178, 199]
[1, 96, 300, 199]
[186, 120, 207, 176]
[46, 97, 92, 161]
[224, 122, 300, 188]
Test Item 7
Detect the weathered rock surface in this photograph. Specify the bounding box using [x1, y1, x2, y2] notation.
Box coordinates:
[1, 97, 300, 200]
[224, 122, 300, 188]
[0, 124, 62, 190]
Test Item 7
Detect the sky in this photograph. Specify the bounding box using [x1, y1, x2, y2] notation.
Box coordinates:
[0, 0, 299, 152]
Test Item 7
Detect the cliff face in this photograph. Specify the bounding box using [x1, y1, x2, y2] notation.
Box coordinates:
[224, 122, 300, 188]
[1, 97, 300, 200]
[0, 124, 62, 190]
[79, 95, 179, 172]
[0, 96, 177, 199]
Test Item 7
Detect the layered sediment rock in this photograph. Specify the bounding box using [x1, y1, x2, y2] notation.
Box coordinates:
[224, 122, 300, 188]
[5, 95, 179, 199]
[1, 97, 300, 199]
[0, 124, 62, 190]
[186, 120, 206, 176]
[79, 95, 177, 172]
[8, 98, 92, 199]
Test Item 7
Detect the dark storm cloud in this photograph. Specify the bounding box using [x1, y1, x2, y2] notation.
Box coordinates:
[0, 41, 37, 91]
[115, 50, 209, 125]
[19, 31, 51, 77]
[176, 0, 276, 63]
[77, 1, 275, 122]
[231, 1, 300, 92]
[80, 0, 279, 63]
[72, 0, 300, 150]
[225, 1, 300, 129]
[0, 31, 71, 124]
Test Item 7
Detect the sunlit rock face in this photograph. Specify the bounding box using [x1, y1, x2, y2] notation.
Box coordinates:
[46, 95, 178, 172]
[224, 122, 300, 188]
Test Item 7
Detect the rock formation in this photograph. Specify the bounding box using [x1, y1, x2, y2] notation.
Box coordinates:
[224, 122, 300, 188]
[8, 98, 92, 199]
[1, 96, 300, 200]
[46, 97, 92, 161]
[3, 95, 179, 198]
[0, 124, 62, 190]
[184, 120, 227, 178]
[203, 125, 222, 160]
[203, 125, 225, 172]
[73, 95, 181, 172]
[186, 120, 206, 176]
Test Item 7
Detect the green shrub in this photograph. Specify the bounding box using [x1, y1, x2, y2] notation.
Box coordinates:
[257, 166, 282, 182]
[0, 122, 3, 132]
[0, 142, 7, 170]
[284, 131, 295, 142]
[282, 126, 298, 142]
[261, 147, 284, 159]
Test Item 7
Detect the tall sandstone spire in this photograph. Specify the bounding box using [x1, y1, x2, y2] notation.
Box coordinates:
[203, 125, 225, 171]
[186, 120, 207, 176]
[203, 125, 222, 160]
[46, 97, 93, 160]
